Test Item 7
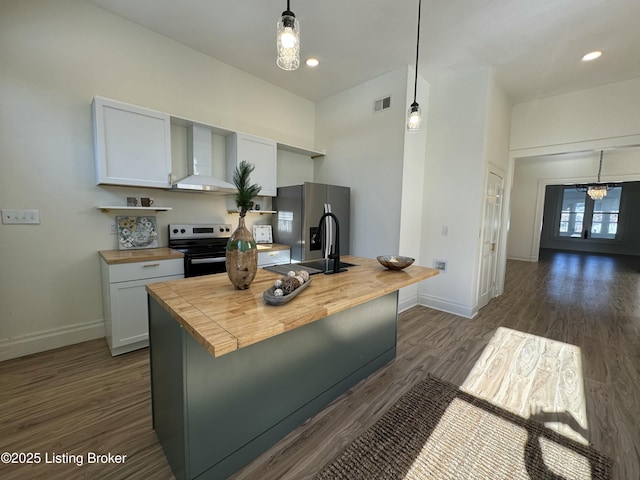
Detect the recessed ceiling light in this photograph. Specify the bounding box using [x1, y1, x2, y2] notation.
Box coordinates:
[581, 50, 602, 62]
[305, 58, 319, 67]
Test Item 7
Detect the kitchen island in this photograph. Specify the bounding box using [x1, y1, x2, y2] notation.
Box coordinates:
[146, 255, 438, 480]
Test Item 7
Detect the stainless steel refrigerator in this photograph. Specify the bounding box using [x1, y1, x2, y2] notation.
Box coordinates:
[272, 182, 350, 262]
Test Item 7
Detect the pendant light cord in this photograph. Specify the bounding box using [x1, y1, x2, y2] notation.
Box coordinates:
[597, 150, 603, 182]
[413, 0, 422, 104]
[283, 0, 293, 18]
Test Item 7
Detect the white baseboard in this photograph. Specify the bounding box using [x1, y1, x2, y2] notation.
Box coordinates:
[398, 295, 418, 314]
[417, 293, 477, 319]
[398, 285, 419, 314]
[0, 320, 105, 362]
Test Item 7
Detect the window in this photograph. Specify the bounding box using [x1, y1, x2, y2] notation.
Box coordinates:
[590, 187, 621, 239]
[558, 186, 622, 239]
[559, 189, 585, 237]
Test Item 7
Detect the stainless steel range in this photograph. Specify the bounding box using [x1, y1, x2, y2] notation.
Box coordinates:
[168, 224, 232, 277]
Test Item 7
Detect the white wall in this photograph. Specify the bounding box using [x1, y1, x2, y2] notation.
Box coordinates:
[0, 0, 316, 359]
[314, 66, 431, 311]
[314, 67, 410, 259]
[277, 150, 315, 187]
[398, 67, 429, 311]
[484, 78, 511, 174]
[418, 69, 511, 317]
[511, 77, 640, 152]
[482, 73, 512, 296]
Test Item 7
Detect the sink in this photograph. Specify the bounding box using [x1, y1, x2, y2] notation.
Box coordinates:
[296, 259, 357, 272]
[263, 259, 357, 276]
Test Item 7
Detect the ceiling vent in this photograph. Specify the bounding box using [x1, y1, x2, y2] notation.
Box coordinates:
[373, 95, 392, 113]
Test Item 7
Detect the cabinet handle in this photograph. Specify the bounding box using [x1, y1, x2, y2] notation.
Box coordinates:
[142, 263, 160, 267]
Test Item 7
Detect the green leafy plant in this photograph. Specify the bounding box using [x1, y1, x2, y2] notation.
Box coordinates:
[233, 160, 262, 217]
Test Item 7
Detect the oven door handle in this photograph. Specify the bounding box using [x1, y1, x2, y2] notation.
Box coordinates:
[190, 257, 226, 265]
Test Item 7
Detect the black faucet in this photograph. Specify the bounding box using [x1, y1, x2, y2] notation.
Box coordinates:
[313, 212, 345, 274]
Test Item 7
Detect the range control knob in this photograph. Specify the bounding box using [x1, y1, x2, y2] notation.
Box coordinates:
[172, 229, 179, 234]
[225, 227, 230, 232]
[180, 229, 186, 234]
[219, 227, 224, 232]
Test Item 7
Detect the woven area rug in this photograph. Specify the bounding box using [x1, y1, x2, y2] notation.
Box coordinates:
[314, 374, 612, 480]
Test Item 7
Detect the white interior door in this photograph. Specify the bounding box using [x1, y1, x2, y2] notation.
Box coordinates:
[478, 171, 504, 309]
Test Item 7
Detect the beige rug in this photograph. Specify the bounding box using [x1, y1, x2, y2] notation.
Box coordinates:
[314, 375, 611, 480]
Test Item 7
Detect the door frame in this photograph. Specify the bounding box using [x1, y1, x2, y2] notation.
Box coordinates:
[477, 163, 506, 308]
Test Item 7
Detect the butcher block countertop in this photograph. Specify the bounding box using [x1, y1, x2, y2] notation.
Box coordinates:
[99, 247, 184, 265]
[257, 243, 290, 252]
[146, 255, 439, 358]
[100, 244, 289, 265]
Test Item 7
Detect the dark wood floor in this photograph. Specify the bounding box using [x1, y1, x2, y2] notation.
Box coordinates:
[1, 250, 638, 479]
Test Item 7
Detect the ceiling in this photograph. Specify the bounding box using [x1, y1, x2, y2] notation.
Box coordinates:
[87, 0, 640, 103]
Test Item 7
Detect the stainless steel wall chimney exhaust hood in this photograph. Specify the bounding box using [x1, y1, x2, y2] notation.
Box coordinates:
[171, 124, 237, 193]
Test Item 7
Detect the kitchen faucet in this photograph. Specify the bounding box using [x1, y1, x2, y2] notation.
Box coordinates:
[313, 212, 345, 274]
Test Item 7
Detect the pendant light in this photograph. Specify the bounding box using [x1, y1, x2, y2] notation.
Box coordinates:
[407, 0, 422, 132]
[574, 150, 617, 200]
[277, 0, 300, 71]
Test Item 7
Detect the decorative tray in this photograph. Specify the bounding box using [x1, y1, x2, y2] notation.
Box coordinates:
[263, 279, 311, 306]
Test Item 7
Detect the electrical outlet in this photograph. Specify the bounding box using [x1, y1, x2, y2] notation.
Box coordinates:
[1, 209, 40, 224]
[434, 259, 447, 272]
[109, 224, 117, 235]
[442, 225, 449, 236]
[0, 210, 12, 224]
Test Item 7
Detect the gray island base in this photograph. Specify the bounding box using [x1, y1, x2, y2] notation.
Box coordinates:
[149, 291, 399, 479]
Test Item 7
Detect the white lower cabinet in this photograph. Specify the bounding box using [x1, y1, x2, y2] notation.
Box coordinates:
[101, 258, 183, 356]
[258, 249, 291, 267]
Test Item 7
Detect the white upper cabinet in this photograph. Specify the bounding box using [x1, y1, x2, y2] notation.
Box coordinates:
[226, 132, 277, 197]
[93, 96, 172, 188]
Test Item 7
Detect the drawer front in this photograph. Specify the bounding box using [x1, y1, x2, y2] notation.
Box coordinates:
[258, 249, 291, 267]
[107, 258, 184, 283]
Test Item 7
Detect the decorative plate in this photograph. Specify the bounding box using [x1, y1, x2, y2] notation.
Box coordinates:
[253, 224, 273, 244]
[116, 216, 158, 250]
[263, 279, 311, 306]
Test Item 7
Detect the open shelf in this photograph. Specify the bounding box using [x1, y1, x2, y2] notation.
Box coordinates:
[97, 206, 172, 213]
[276, 142, 326, 158]
[227, 209, 276, 215]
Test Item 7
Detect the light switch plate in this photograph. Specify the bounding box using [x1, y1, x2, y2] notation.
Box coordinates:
[1, 209, 40, 224]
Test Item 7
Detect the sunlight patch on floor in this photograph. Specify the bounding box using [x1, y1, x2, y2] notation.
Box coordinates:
[461, 327, 589, 445]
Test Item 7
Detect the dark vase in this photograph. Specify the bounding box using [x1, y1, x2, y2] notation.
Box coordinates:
[225, 216, 258, 289]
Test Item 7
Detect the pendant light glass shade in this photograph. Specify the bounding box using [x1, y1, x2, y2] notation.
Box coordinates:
[277, 3, 300, 71]
[407, 102, 422, 131]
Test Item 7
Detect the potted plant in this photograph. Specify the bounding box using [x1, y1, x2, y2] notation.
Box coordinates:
[226, 161, 262, 289]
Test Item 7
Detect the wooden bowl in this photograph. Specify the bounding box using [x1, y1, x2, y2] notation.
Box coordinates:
[377, 255, 415, 270]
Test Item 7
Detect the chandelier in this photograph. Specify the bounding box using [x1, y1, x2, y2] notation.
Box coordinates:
[575, 150, 617, 200]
